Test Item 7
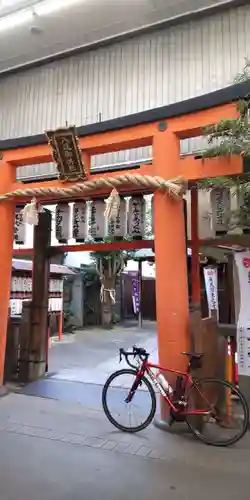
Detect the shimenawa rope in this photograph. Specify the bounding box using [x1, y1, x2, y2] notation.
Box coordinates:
[0, 174, 187, 202]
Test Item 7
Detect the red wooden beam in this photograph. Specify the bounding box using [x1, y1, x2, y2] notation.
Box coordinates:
[13, 239, 154, 257]
[13, 235, 249, 258]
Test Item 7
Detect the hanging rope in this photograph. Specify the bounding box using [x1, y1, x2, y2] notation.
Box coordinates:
[0, 174, 187, 202]
[100, 284, 116, 304]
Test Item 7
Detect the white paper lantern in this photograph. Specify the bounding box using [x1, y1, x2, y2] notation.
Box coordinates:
[108, 197, 126, 238]
[11, 277, 18, 292]
[55, 203, 70, 243]
[9, 299, 23, 317]
[16, 277, 22, 292]
[73, 202, 87, 242]
[89, 200, 105, 240]
[22, 277, 29, 292]
[211, 188, 231, 235]
[14, 205, 26, 245]
[128, 195, 146, 238]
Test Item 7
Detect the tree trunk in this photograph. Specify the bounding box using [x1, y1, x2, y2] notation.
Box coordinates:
[101, 275, 116, 328]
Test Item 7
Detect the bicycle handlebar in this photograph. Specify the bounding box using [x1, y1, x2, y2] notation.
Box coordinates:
[119, 346, 149, 369]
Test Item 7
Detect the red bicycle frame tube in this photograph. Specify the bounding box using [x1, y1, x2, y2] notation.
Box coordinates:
[137, 359, 211, 416]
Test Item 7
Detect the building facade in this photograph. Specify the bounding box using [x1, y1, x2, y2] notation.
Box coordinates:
[0, 3, 249, 182]
[1, 3, 248, 243]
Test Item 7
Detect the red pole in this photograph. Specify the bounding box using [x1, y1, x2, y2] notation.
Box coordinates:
[45, 321, 50, 373]
[58, 311, 63, 341]
[231, 337, 237, 385]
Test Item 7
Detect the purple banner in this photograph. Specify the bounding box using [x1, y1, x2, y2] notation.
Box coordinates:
[131, 272, 140, 314]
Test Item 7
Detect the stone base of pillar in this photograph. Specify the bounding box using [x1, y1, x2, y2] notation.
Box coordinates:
[154, 417, 192, 435]
[19, 360, 46, 384]
[239, 375, 250, 424]
[0, 386, 8, 398]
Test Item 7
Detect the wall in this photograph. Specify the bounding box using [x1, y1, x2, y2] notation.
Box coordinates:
[70, 275, 84, 328]
[0, 4, 249, 180]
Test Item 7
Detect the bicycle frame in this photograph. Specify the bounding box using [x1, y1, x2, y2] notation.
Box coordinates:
[135, 359, 212, 416]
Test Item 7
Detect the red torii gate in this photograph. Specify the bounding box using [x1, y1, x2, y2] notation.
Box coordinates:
[0, 80, 249, 407]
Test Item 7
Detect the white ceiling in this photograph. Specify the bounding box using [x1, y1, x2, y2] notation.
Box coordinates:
[0, 0, 240, 73]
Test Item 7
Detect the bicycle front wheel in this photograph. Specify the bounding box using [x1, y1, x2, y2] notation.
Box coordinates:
[185, 378, 249, 447]
[102, 368, 156, 433]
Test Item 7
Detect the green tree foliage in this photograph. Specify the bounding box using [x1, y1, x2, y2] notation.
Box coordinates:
[198, 60, 250, 229]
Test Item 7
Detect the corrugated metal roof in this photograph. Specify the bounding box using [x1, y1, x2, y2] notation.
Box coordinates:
[0, 3, 248, 180]
[12, 259, 76, 275]
[132, 248, 193, 261]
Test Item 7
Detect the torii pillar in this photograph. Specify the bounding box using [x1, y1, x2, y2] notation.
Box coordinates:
[153, 129, 190, 423]
[0, 161, 15, 387]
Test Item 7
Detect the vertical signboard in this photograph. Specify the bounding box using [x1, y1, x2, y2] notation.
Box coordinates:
[234, 252, 250, 376]
[203, 266, 219, 319]
[131, 272, 140, 314]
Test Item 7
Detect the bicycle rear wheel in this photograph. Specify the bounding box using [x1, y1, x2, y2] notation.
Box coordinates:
[185, 378, 249, 447]
[102, 368, 156, 433]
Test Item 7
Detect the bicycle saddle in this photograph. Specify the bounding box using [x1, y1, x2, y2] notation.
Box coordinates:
[181, 351, 204, 360]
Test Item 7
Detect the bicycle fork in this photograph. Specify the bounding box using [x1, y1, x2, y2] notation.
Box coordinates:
[125, 371, 143, 403]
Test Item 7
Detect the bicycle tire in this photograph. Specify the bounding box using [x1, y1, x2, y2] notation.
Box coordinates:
[102, 368, 157, 433]
[185, 378, 249, 447]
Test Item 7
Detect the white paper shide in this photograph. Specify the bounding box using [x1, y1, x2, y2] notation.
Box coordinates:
[14, 205, 26, 245]
[55, 203, 70, 243]
[203, 266, 219, 318]
[234, 252, 250, 376]
[89, 200, 105, 240]
[128, 195, 145, 238]
[210, 187, 231, 235]
[73, 202, 87, 242]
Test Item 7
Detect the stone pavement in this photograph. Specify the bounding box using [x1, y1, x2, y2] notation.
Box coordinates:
[22, 323, 158, 404]
[48, 322, 158, 385]
[0, 391, 250, 500]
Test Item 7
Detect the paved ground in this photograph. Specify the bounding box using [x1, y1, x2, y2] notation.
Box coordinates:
[49, 322, 158, 384]
[1, 391, 250, 500]
[2, 323, 250, 499]
[23, 323, 158, 405]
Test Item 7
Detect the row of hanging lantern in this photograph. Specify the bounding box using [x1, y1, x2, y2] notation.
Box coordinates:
[13, 194, 148, 245]
[13, 186, 236, 245]
[11, 277, 63, 294]
[10, 277, 64, 317]
[56, 195, 147, 243]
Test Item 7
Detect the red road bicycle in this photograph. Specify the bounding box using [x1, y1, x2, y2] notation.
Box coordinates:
[102, 346, 249, 447]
